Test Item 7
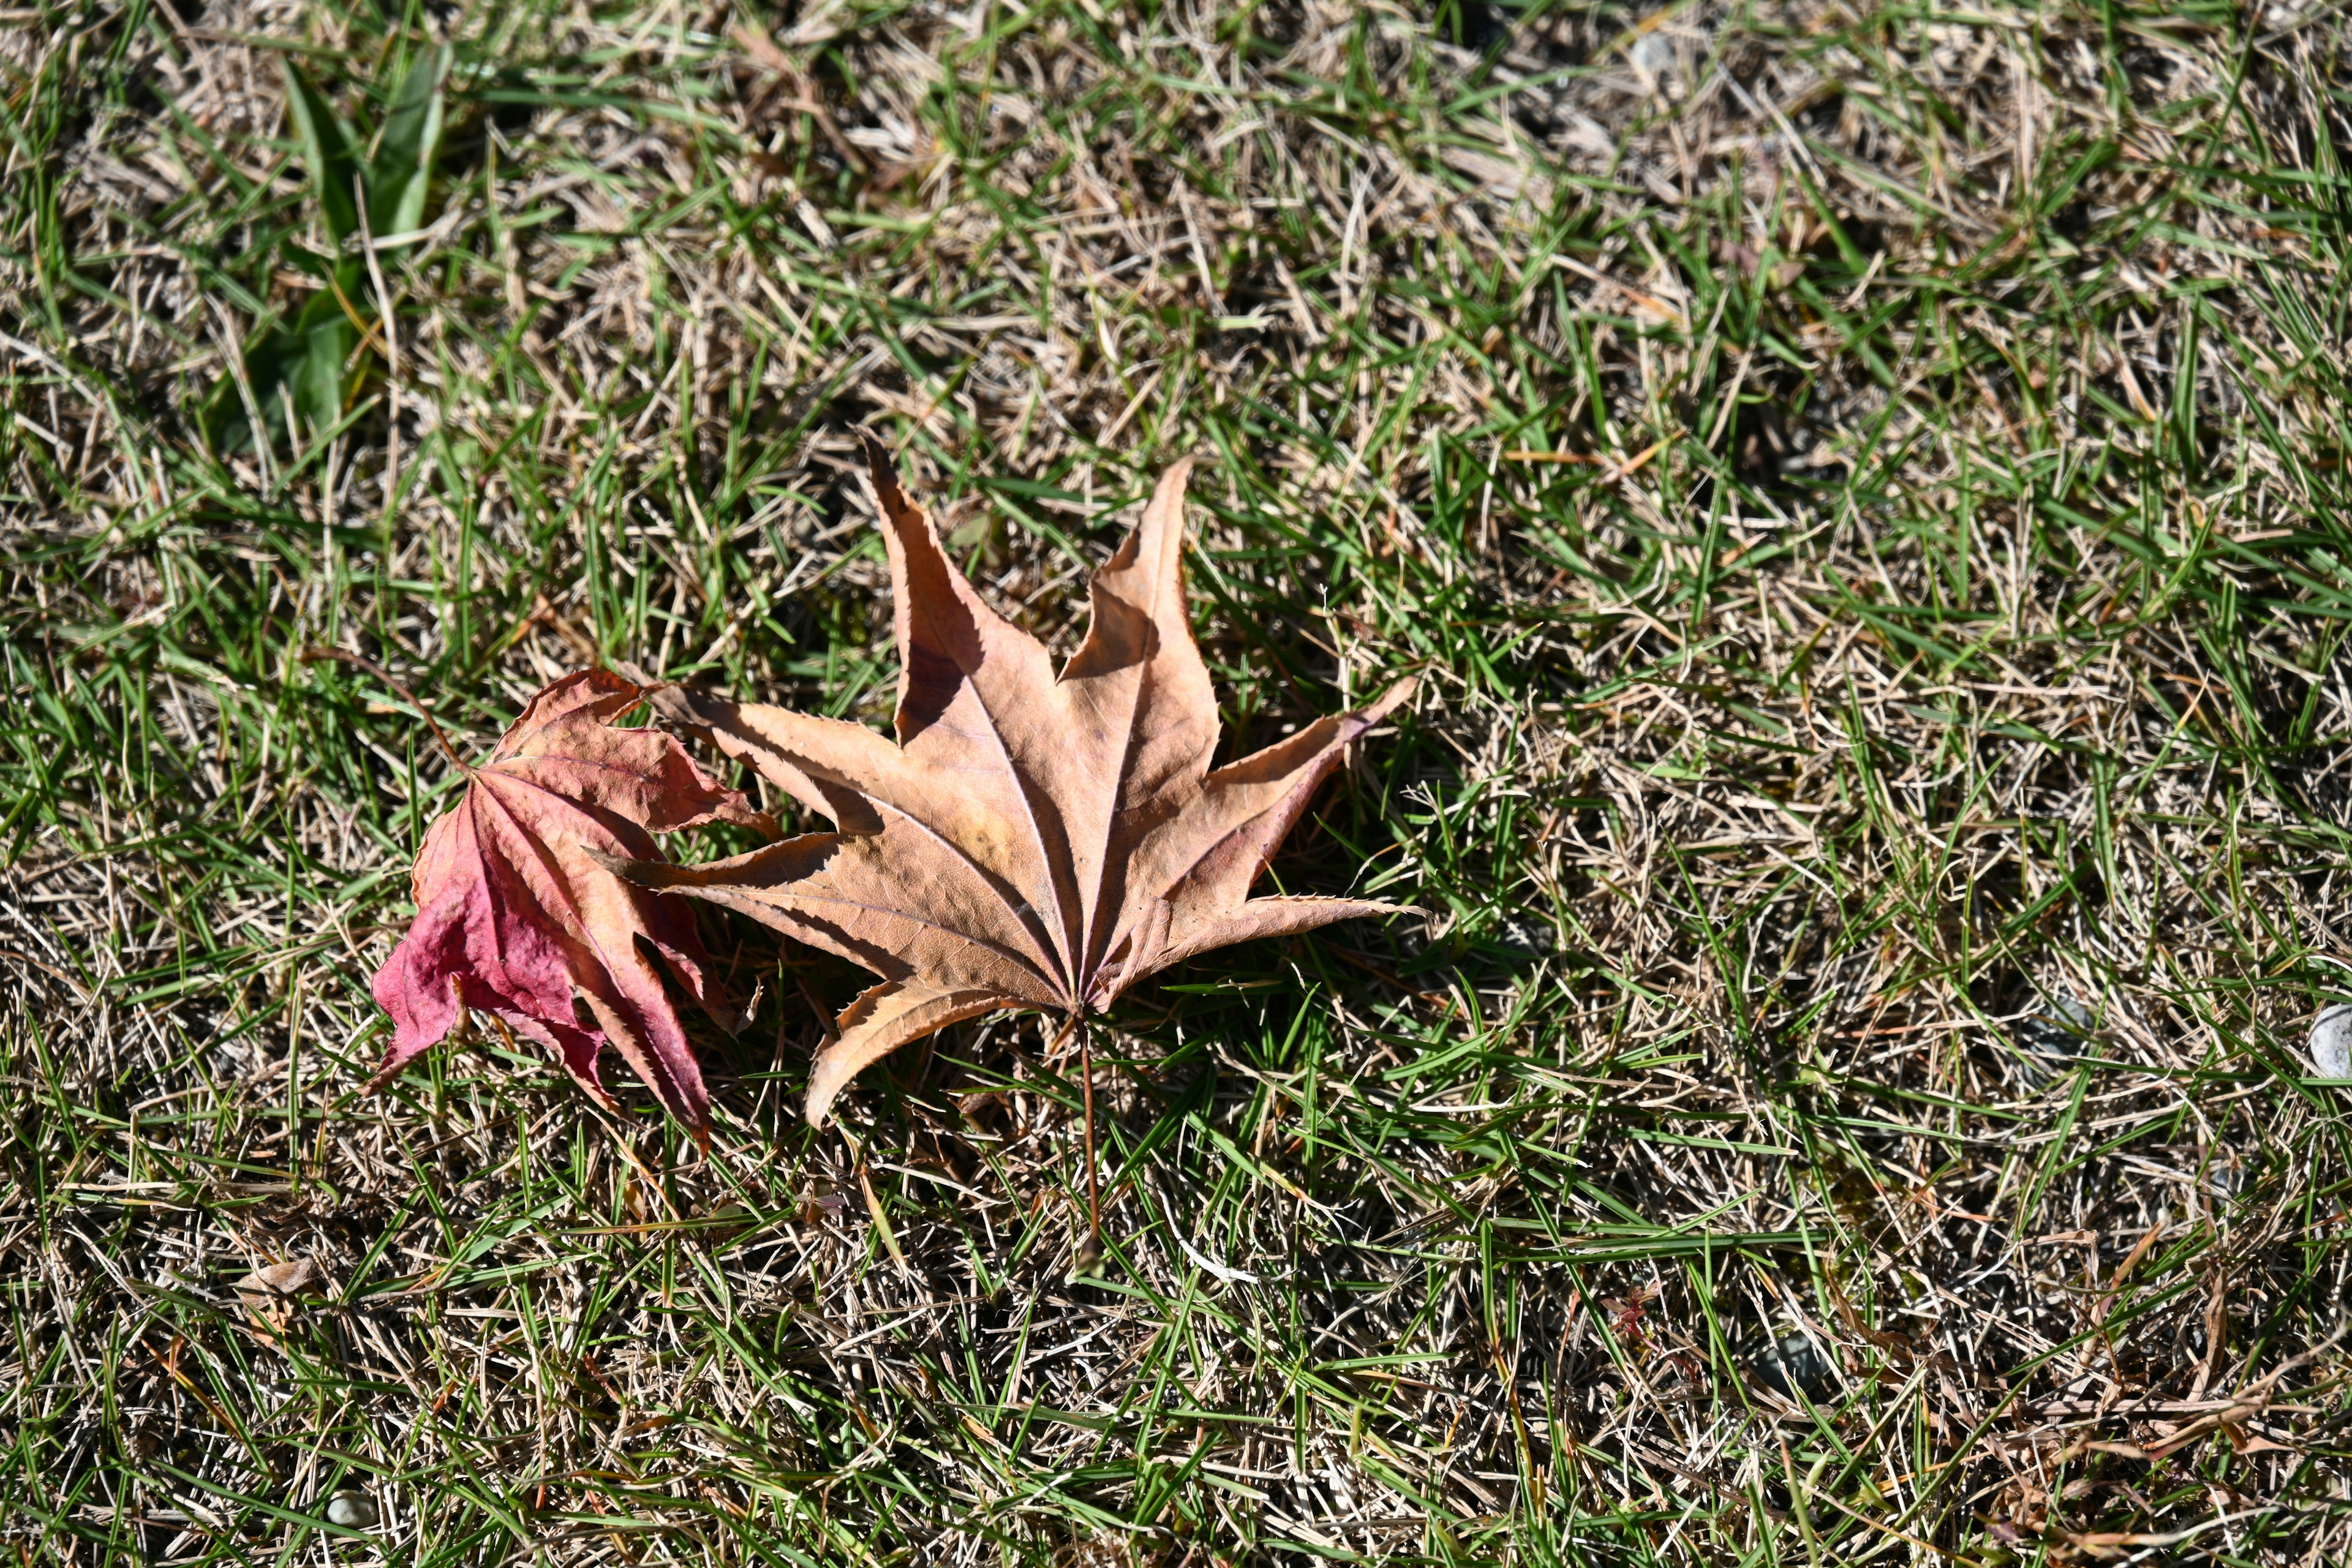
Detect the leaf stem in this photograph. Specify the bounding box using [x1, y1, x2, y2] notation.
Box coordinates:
[299, 646, 466, 770]
[1045, 1012, 1101, 1250]
[1079, 1019, 1100, 1245]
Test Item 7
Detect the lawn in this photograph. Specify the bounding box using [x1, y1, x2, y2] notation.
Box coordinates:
[5, 0, 2352, 1562]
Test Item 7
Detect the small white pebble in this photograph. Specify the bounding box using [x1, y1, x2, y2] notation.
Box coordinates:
[1630, 32, 1676, 82]
[324, 1492, 378, 1529]
[2309, 1005, 2352, 1078]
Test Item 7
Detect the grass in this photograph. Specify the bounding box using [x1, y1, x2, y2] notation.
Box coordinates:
[6, 0, 2352, 1562]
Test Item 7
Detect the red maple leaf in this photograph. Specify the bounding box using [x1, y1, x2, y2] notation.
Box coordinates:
[368, 668, 771, 1137]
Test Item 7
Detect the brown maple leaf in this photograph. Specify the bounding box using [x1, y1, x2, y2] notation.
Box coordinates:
[612, 435, 1412, 1127]
[369, 668, 772, 1138]
[233, 1257, 328, 1333]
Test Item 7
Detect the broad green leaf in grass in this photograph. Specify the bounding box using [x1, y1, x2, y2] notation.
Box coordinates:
[368, 45, 450, 244]
[201, 267, 363, 454]
[276, 240, 338, 283]
[291, 271, 364, 439]
[202, 53, 448, 455]
[282, 62, 361, 248]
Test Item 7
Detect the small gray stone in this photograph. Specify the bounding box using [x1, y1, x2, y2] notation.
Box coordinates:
[2309, 1004, 2352, 1079]
[1630, 31, 1676, 83]
[1490, 917, 1556, 960]
[1747, 1331, 1836, 1403]
[324, 1491, 377, 1529]
[2013, 993, 2094, 1068]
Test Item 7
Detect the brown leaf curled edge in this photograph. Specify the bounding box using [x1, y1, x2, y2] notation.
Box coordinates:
[612, 435, 1414, 1126]
[369, 669, 771, 1139]
[234, 1257, 326, 1332]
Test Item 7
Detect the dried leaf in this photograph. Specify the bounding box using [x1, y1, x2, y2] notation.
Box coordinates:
[235, 1257, 326, 1330]
[613, 436, 1412, 1125]
[369, 669, 772, 1138]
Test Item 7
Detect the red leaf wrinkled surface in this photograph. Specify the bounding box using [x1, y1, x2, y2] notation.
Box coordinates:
[369, 669, 770, 1136]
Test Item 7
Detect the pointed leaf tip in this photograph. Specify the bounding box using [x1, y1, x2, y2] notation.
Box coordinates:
[804, 981, 1019, 1127]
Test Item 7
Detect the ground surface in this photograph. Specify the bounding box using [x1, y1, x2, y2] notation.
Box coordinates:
[6, 0, 2352, 1562]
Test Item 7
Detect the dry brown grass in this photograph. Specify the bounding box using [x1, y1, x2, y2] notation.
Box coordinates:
[6, 0, 2352, 1562]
